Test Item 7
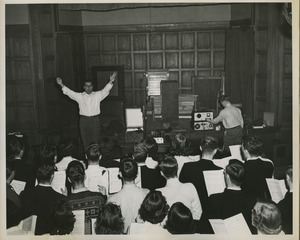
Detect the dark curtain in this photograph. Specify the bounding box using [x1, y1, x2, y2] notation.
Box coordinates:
[225, 27, 255, 119]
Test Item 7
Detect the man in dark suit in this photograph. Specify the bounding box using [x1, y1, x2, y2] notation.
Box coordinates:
[179, 136, 222, 210]
[278, 167, 293, 234]
[240, 135, 274, 199]
[205, 159, 256, 233]
[20, 162, 65, 235]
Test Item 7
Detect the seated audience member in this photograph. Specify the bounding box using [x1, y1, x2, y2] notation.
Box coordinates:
[84, 143, 108, 194]
[56, 139, 82, 171]
[108, 158, 149, 233]
[251, 199, 283, 235]
[179, 136, 222, 210]
[99, 138, 120, 168]
[39, 144, 58, 164]
[206, 159, 256, 232]
[165, 202, 196, 234]
[157, 156, 202, 220]
[133, 142, 166, 190]
[170, 133, 200, 177]
[130, 191, 170, 235]
[6, 160, 22, 229]
[278, 167, 293, 234]
[95, 203, 125, 234]
[66, 160, 107, 234]
[241, 135, 274, 198]
[49, 199, 76, 235]
[20, 161, 65, 235]
[6, 133, 36, 190]
[143, 136, 159, 160]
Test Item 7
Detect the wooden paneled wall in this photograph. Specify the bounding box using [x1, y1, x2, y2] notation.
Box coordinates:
[84, 29, 225, 107]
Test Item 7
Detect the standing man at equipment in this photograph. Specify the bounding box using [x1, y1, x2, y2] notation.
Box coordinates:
[207, 95, 243, 153]
[56, 72, 117, 149]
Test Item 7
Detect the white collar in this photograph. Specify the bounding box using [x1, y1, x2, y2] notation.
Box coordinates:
[227, 186, 241, 191]
[72, 187, 88, 193]
[145, 157, 158, 169]
[246, 156, 273, 164]
[38, 183, 52, 187]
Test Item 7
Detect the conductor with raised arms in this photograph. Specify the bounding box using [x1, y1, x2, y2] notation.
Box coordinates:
[56, 72, 117, 149]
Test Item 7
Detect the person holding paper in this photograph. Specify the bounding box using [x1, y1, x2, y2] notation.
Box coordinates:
[56, 72, 117, 149]
[278, 167, 293, 234]
[108, 158, 149, 233]
[179, 136, 222, 210]
[240, 135, 274, 198]
[157, 156, 202, 220]
[206, 95, 243, 153]
[251, 199, 283, 234]
[19, 162, 66, 235]
[66, 160, 107, 235]
[205, 160, 256, 233]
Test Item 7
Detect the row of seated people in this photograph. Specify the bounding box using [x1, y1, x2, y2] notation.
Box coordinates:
[6, 132, 293, 235]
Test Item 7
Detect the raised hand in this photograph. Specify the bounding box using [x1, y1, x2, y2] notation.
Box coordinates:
[109, 72, 117, 83]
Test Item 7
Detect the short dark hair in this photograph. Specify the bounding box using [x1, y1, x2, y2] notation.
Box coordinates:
[95, 203, 124, 234]
[86, 143, 101, 162]
[40, 144, 57, 163]
[242, 135, 264, 156]
[6, 135, 25, 159]
[159, 156, 178, 179]
[143, 137, 158, 157]
[139, 191, 169, 224]
[165, 202, 195, 234]
[49, 199, 75, 235]
[57, 139, 78, 160]
[225, 159, 246, 186]
[119, 157, 138, 182]
[219, 95, 230, 103]
[36, 161, 55, 182]
[201, 136, 218, 154]
[66, 160, 85, 184]
[133, 143, 148, 163]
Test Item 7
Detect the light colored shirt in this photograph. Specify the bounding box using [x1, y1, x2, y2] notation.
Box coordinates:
[62, 83, 113, 116]
[157, 178, 202, 220]
[129, 222, 170, 235]
[85, 165, 108, 194]
[55, 156, 85, 171]
[212, 104, 243, 129]
[108, 183, 149, 233]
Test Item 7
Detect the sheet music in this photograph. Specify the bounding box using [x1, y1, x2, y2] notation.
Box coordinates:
[209, 219, 229, 234]
[108, 168, 122, 194]
[72, 210, 85, 235]
[203, 169, 225, 196]
[20, 215, 37, 233]
[11, 180, 26, 195]
[229, 145, 243, 160]
[266, 178, 288, 203]
[135, 166, 142, 188]
[91, 218, 97, 235]
[51, 171, 66, 194]
[86, 170, 109, 194]
[214, 156, 232, 169]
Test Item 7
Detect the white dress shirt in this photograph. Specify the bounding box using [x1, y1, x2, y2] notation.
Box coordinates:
[129, 222, 170, 235]
[62, 83, 113, 116]
[157, 178, 202, 220]
[213, 104, 244, 129]
[108, 183, 149, 233]
[85, 165, 108, 193]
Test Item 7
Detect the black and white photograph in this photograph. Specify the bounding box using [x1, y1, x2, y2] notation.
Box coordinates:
[1, 1, 299, 239]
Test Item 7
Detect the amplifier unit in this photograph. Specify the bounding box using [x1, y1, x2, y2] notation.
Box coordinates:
[193, 111, 213, 121]
[193, 121, 214, 131]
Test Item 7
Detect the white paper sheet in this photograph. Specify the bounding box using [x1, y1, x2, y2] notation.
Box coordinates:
[51, 171, 66, 194]
[11, 180, 26, 195]
[266, 178, 288, 203]
[20, 215, 37, 233]
[203, 169, 225, 196]
[108, 168, 122, 194]
[229, 145, 243, 160]
[72, 210, 85, 235]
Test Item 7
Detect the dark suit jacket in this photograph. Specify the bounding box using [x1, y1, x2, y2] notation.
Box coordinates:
[179, 159, 222, 210]
[141, 166, 166, 191]
[241, 158, 274, 198]
[20, 185, 65, 235]
[206, 188, 256, 233]
[278, 191, 293, 234]
[14, 159, 36, 190]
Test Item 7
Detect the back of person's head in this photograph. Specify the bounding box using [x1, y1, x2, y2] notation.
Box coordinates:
[252, 199, 282, 234]
[39, 144, 57, 163]
[143, 137, 158, 157]
[285, 166, 293, 190]
[49, 199, 76, 235]
[159, 156, 178, 179]
[86, 143, 101, 162]
[225, 159, 246, 186]
[139, 190, 169, 224]
[36, 161, 55, 183]
[119, 157, 138, 182]
[242, 135, 264, 156]
[6, 135, 25, 159]
[57, 139, 78, 161]
[201, 136, 218, 154]
[95, 203, 124, 234]
[66, 160, 85, 184]
[286, 167, 292, 182]
[219, 95, 230, 103]
[165, 202, 195, 234]
[172, 133, 187, 150]
[133, 143, 148, 163]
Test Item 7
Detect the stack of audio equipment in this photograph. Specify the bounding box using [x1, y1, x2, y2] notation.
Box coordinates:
[193, 111, 214, 130]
